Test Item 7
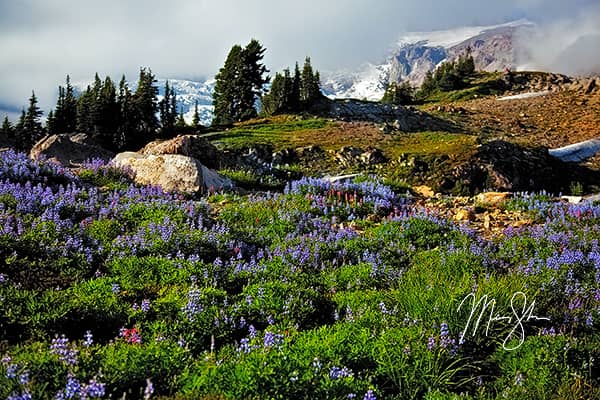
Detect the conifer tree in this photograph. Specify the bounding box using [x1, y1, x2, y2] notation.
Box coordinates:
[97, 76, 119, 147]
[212, 44, 242, 126]
[300, 57, 322, 105]
[192, 100, 200, 128]
[22, 91, 44, 149]
[212, 40, 269, 125]
[63, 75, 77, 132]
[116, 75, 135, 150]
[1, 116, 14, 140]
[291, 62, 301, 111]
[133, 68, 159, 144]
[381, 81, 414, 105]
[261, 72, 287, 115]
[76, 85, 93, 133]
[53, 75, 78, 134]
[159, 80, 177, 136]
[175, 107, 187, 129]
[46, 110, 56, 134]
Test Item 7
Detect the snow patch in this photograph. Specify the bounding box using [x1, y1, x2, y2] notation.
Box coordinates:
[497, 91, 550, 101]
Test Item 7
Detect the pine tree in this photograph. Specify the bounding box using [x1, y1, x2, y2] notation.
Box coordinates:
[300, 57, 322, 106]
[76, 85, 93, 132]
[52, 75, 78, 134]
[159, 80, 177, 136]
[175, 107, 187, 129]
[213, 44, 242, 126]
[291, 62, 301, 111]
[261, 72, 287, 115]
[63, 75, 77, 132]
[22, 91, 44, 149]
[1, 116, 14, 140]
[456, 49, 475, 77]
[212, 40, 269, 125]
[50, 85, 65, 134]
[133, 67, 159, 145]
[46, 110, 56, 134]
[238, 39, 270, 121]
[97, 76, 118, 147]
[192, 100, 200, 128]
[89, 73, 103, 134]
[116, 75, 136, 150]
[381, 81, 414, 105]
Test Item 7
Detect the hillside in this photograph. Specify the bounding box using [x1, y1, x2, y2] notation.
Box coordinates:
[203, 71, 600, 196]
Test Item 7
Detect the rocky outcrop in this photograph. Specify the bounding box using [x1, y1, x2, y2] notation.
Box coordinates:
[140, 135, 222, 169]
[333, 146, 387, 169]
[442, 140, 600, 194]
[112, 152, 233, 194]
[327, 99, 456, 131]
[30, 133, 114, 165]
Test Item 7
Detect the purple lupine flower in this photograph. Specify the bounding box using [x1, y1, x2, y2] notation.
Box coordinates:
[6, 363, 18, 379]
[363, 390, 377, 400]
[141, 299, 151, 313]
[6, 391, 32, 400]
[83, 331, 93, 347]
[248, 325, 257, 339]
[440, 322, 455, 349]
[111, 284, 120, 295]
[64, 375, 81, 398]
[263, 331, 284, 349]
[585, 314, 593, 327]
[18, 371, 29, 385]
[182, 286, 204, 322]
[312, 357, 322, 371]
[329, 366, 353, 380]
[237, 338, 251, 354]
[427, 336, 436, 350]
[50, 335, 78, 365]
[143, 379, 154, 400]
[515, 372, 524, 386]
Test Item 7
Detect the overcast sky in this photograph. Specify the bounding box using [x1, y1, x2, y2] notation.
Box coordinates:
[1, 0, 599, 120]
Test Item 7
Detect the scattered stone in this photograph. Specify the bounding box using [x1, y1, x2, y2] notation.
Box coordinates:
[561, 195, 583, 204]
[413, 185, 435, 198]
[454, 208, 475, 221]
[475, 191, 512, 207]
[30, 133, 114, 166]
[334, 146, 387, 169]
[271, 148, 298, 167]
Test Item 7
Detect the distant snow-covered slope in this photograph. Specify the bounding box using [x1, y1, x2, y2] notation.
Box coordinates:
[322, 19, 535, 101]
[157, 79, 214, 126]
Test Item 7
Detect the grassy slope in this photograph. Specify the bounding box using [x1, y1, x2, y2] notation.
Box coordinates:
[208, 71, 599, 193]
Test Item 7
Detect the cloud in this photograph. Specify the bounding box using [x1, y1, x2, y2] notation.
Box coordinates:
[1, 0, 598, 118]
[516, 4, 600, 75]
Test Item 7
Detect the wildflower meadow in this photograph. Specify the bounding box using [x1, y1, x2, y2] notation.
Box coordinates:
[0, 150, 598, 399]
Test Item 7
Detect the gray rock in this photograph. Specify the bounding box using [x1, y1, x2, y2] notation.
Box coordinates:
[140, 135, 222, 169]
[112, 152, 233, 194]
[30, 133, 114, 166]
